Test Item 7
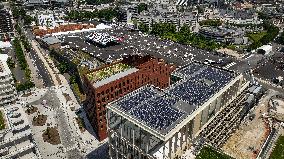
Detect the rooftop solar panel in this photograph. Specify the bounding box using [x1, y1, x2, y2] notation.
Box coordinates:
[129, 97, 184, 130]
[169, 66, 234, 106]
[177, 63, 204, 76]
[117, 88, 156, 111]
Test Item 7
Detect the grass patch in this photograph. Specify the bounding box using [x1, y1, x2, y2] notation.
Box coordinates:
[0, 111, 6, 130]
[247, 31, 267, 42]
[196, 146, 232, 159]
[270, 136, 284, 159]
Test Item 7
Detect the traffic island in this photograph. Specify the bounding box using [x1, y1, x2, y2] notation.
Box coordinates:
[32, 114, 47, 126]
[42, 127, 61, 145]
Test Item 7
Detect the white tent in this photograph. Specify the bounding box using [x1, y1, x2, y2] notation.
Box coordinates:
[95, 23, 112, 30]
[257, 45, 272, 55]
[0, 41, 12, 49]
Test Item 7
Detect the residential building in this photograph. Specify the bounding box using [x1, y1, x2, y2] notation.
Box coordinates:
[83, 55, 175, 141]
[0, 105, 41, 158]
[136, 11, 197, 31]
[107, 62, 250, 159]
[198, 26, 248, 44]
[0, 54, 17, 107]
[0, 9, 14, 41]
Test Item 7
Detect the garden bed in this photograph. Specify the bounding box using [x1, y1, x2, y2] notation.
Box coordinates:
[42, 127, 61, 145]
[32, 114, 47, 126]
[63, 93, 72, 102]
[75, 117, 86, 132]
[0, 110, 6, 130]
[25, 105, 38, 115]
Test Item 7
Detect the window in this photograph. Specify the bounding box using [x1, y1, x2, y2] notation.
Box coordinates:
[119, 83, 122, 88]
[106, 89, 109, 93]
[127, 79, 129, 84]
[111, 87, 113, 92]
[123, 81, 125, 86]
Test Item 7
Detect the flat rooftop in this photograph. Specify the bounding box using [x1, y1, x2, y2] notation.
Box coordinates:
[86, 63, 138, 88]
[108, 63, 235, 138]
[167, 62, 235, 107]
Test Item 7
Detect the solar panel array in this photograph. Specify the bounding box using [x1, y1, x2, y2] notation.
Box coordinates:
[177, 63, 204, 76]
[129, 97, 184, 130]
[169, 66, 233, 106]
[117, 88, 156, 111]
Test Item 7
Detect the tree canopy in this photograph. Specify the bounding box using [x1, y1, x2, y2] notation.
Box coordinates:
[137, 3, 147, 14]
[279, 32, 284, 45]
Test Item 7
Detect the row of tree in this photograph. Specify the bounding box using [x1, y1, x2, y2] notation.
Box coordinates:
[13, 38, 28, 70]
[13, 38, 35, 91]
[11, 6, 33, 25]
[66, 8, 118, 21]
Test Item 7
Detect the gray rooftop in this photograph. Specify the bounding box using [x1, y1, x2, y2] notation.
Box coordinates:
[42, 36, 62, 45]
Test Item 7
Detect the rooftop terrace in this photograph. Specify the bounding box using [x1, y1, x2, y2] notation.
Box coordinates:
[87, 63, 135, 87]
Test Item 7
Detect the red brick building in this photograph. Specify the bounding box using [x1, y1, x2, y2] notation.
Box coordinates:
[82, 55, 176, 141]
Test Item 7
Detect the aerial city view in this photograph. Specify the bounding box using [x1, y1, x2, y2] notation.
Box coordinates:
[0, 0, 284, 158]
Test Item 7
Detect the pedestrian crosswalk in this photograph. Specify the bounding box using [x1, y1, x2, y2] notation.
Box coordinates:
[223, 62, 236, 69]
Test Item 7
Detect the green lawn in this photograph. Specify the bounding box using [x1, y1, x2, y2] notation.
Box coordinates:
[196, 146, 232, 159]
[0, 111, 6, 130]
[247, 31, 267, 42]
[270, 136, 284, 159]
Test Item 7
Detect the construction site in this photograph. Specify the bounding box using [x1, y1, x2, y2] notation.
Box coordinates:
[221, 89, 283, 159]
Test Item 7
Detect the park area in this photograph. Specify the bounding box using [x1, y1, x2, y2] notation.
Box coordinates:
[247, 31, 267, 43]
[269, 136, 284, 159]
[196, 146, 232, 159]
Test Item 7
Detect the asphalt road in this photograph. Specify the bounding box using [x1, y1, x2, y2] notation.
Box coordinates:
[29, 47, 54, 87]
[21, 25, 54, 87]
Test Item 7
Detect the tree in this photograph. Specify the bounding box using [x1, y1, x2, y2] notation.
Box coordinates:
[180, 25, 191, 35]
[279, 32, 284, 45]
[7, 57, 15, 69]
[138, 22, 149, 33]
[24, 15, 34, 26]
[138, 3, 147, 14]
[58, 62, 68, 74]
